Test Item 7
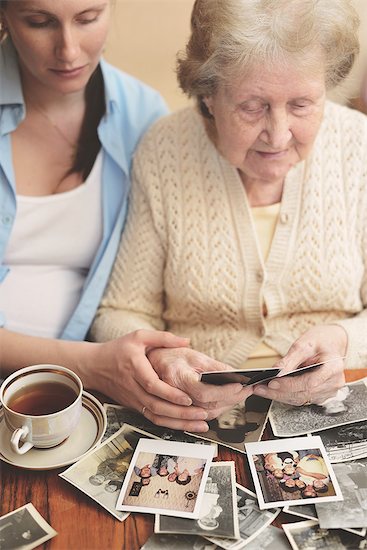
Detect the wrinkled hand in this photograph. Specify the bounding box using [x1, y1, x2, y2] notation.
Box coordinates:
[90, 330, 211, 432]
[147, 347, 253, 424]
[253, 325, 347, 406]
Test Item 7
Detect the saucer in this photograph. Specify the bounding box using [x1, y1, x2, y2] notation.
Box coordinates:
[0, 391, 106, 470]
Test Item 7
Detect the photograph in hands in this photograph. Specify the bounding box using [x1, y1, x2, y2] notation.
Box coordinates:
[116, 439, 215, 518]
[245, 436, 343, 509]
[60, 424, 152, 520]
[205, 484, 280, 550]
[0, 503, 57, 550]
[269, 379, 367, 437]
[187, 395, 271, 453]
[155, 461, 239, 539]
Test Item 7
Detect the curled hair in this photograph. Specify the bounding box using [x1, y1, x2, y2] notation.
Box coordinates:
[177, 0, 360, 115]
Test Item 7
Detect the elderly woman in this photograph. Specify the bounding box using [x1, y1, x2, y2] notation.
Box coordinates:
[92, 0, 367, 429]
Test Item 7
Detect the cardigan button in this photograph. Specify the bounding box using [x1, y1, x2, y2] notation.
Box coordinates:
[280, 212, 289, 224]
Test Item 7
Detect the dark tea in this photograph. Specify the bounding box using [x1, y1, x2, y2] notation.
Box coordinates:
[8, 381, 78, 416]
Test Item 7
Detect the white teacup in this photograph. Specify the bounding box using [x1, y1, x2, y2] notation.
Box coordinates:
[0, 364, 83, 455]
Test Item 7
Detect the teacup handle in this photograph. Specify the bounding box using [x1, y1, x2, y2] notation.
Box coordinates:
[10, 426, 34, 455]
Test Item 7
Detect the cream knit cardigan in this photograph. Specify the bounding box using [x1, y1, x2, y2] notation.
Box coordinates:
[91, 101, 367, 369]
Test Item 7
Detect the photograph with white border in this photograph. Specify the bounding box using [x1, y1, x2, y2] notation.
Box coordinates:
[116, 439, 214, 518]
[60, 424, 152, 520]
[205, 484, 280, 549]
[245, 436, 343, 510]
[0, 503, 57, 550]
[155, 461, 239, 539]
[269, 380, 367, 437]
[315, 459, 367, 530]
[282, 519, 367, 550]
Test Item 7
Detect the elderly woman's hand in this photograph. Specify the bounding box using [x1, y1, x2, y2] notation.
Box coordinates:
[88, 330, 213, 432]
[147, 347, 253, 422]
[252, 325, 347, 406]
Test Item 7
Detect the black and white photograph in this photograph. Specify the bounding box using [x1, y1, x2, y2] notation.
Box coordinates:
[116, 439, 215, 518]
[205, 484, 280, 550]
[246, 436, 343, 510]
[283, 503, 317, 520]
[60, 424, 151, 520]
[187, 395, 271, 453]
[269, 380, 367, 437]
[140, 533, 217, 550]
[0, 503, 57, 550]
[283, 519, 367, 550]
[240, 524, 291, 550]
[315, 420, 367, 463]
[103, 403, 217, 452]
[315, 459, 367, 530]
[155, 462, 239, 539]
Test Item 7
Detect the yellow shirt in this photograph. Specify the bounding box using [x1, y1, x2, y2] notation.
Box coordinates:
[246, 203, 281, 369]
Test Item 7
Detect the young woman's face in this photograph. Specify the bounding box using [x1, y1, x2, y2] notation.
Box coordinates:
[2, 0, 110, 95]
[204, 59, 326, 188]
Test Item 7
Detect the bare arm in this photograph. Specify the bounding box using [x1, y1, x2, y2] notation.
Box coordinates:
[0, 328, 211, 432]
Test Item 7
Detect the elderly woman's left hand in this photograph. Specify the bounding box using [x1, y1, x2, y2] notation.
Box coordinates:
[252, 325, 347, 406]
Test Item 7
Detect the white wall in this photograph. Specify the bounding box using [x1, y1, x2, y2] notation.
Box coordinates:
[104, 0, 367, 110]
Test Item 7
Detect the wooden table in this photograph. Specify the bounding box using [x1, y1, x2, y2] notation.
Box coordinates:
[1, 369, 365, 549]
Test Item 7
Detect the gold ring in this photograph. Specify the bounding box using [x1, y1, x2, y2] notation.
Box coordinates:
[141, 406, 147, 415]
[301, 400, 312, 406]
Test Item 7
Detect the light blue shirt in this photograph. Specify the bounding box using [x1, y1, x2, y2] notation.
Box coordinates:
[0, 39, 168, 340]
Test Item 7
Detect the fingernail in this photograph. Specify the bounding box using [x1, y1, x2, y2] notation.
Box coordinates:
[268, 380, 280, 389]
[181, 397, 192, 406]
[196, 411, 208, 420]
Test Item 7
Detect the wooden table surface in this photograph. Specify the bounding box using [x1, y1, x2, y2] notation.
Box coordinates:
[1, 369, 366, 550]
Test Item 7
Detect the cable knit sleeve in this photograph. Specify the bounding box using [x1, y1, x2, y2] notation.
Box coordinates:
[90, 137, 166, 342]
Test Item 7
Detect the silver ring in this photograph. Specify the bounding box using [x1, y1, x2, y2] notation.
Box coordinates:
[141, 406, 147, 415]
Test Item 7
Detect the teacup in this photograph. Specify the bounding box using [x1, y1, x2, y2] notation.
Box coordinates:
[0, 364, 83, 455]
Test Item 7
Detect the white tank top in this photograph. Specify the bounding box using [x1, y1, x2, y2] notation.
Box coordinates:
[0, 152, 103, 338]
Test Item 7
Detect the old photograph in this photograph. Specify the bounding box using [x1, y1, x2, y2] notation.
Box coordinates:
[155, 462, 239, 539]
[187, 395, 271, 453]
[283, 503, 317, 520]
[140, 534, 217, 550]
[103, 403, 216, 452]
[0, 503, 57, 550]
[269, 380, 367, 437]
[116, 439, 215, 518]
[241, 525, 291, 550]
[283, 519, 367, 550]
[316, 459, 367, 530]
[60, 424, 151, 520]
[205, 484, 280, 550]
[246, 436, 343, 509]
[315, 421, 367, 463]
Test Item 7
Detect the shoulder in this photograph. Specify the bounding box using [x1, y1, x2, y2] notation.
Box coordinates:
[321, 100, 367, 140]
[134, 106, 206, 158]
[100, 59, 168, 117]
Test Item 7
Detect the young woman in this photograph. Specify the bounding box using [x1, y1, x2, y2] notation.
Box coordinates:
[0, 0, 239, 432]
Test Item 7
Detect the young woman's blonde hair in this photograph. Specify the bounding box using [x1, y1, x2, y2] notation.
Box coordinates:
[177, 0, 360, 115]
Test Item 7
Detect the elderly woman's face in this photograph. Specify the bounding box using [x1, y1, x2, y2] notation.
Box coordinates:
[204, 60, 326, 188]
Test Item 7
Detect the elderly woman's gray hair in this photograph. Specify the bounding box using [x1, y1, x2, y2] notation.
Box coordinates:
[177, 0, 360, 114]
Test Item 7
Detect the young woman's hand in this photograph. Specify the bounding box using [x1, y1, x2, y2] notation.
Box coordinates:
[87, 330, 211, 432]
